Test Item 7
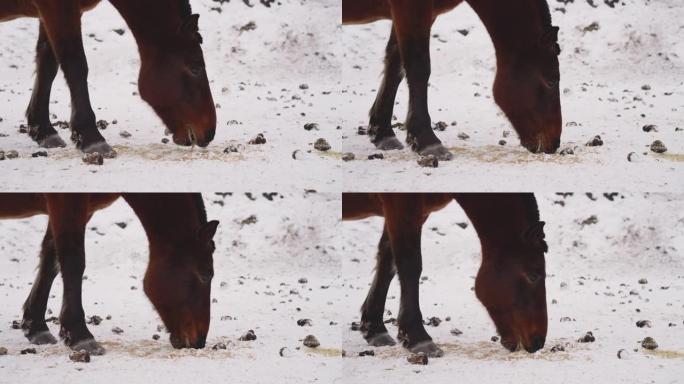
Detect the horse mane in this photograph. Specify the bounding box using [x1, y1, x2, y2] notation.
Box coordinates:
[520, 194, 540, 224]
[537, 0, 553, 29]
[521, 194, 548, 253]
[180, 0, 192, 17]
[192, 194, 208, 224]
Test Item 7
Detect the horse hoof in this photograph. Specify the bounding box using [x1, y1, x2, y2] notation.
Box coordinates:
[83, 142, 117, 159]
[367, 332, 397, 347]
[409, 340, 444, 358]
[375, 136, 404, 150]
[71, 339, 106, 356]
[418, 144, 453, 161]
[39, 134, 67, 148]
[28, 331, 58, 345]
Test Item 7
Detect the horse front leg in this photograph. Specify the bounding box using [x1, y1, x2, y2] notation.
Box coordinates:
[390, 0, 453, 160]
[21, 222, 60, 345]
[46, 195, 105, 355]
[384, 199, 443, 357]
[359, 225, 397, 346]
[25, 22, 66, 149]
[367, 26, 405, 151]
[35, 0, 116, 158]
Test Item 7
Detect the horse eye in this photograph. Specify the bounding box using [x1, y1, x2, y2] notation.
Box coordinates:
[542, 79, 558, 89]
[188, 64, 204, 77]
[525, 272, 542, 284]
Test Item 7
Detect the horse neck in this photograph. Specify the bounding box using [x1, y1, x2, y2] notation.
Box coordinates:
[122, 194, 206, 253]
[454, 193, 540, 259]
[466, 0, 550, 63]
[109, 0, 185, 51]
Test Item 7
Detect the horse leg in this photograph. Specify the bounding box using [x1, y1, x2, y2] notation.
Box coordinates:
[368, 26, 405, 151]
[46, 195, 105, 355]
[21, 222, 59, 345]
[25, 23, 66, 149]
[359, 225, 397, 346]
[384, 203, 443, 357]
[35, 1, 116, 157]
[390, 0, 453, 160]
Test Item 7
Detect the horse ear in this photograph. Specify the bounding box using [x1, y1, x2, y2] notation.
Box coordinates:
[180, 14, 200, 34]
[197, 220, 219, 243]
[539, 26, 560, 53]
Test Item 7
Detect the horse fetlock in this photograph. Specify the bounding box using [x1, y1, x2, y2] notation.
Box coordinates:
[27, 330, 58, 345]
[397, 325, 427, 341]
[70, 338, 106, 356]
[81, 140, 117, 158]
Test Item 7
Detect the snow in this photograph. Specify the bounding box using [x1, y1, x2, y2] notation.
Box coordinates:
[340, 193, 684, 383]
[1, 193, 682, 383]
[340, 0, 684, 191]
[0, 192, 342, 383]
[0, 0, 341, 192]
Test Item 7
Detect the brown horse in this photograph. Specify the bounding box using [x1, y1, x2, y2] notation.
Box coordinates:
[343, 0, 562, 159]
[342, 193, 548, 357]
[0, 193, 219, 354]
[0, 0, 216, 157]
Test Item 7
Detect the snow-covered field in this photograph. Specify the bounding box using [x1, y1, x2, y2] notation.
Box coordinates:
[0, 193, 342, 383]
[341, 0, 684, 192]
[0, 0, 341, 191]
[340, 193, 684, 383]
[1, 193, 681, 383]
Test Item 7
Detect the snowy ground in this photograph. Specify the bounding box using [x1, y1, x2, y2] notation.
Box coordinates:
[0, 0, 341, 192]
[340, 193, 684, 383]
[341, 0, 684, 192]
[2, 193, 680, 383]
[0, 193, 342, 383]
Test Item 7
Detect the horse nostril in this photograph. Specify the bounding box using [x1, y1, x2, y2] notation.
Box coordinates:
[529, 336, 545, 352]
[195, 335, 207, 349]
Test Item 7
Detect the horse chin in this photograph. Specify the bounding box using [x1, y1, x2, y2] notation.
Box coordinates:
[521, 138, 559, 154]
[172, 129, 193, 146]
[500, 337, 521, 352]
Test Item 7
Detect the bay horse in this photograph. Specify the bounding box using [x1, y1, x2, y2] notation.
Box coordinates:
[343, 0, 562, 159]
[0, 193, 219, 355]
[342, 193, 548, 357]
[0, 0, 216, 157]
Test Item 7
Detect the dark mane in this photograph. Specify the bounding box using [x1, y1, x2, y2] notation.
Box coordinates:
[193, 194, 208, 224]
[538, 0, 553, 28]
[180, 0, 192, 17]
[522, 193, 541, 224]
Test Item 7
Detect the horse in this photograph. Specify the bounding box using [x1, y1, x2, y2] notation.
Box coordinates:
[0, 0, 217, 157]
[342, 193, 548, 357]
[342, 0, 562, 159]
[0, 193, 219, 355]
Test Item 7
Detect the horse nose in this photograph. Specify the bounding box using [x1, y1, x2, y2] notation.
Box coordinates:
[543, 138, 560, 154]
[194, 335, 207, 349]
[197, 132, 213, 148]
[526, 335, 545, 353]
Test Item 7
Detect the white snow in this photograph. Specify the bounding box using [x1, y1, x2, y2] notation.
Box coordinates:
[0, 0, 341, 191]
[340, 193, 684, 383]
[340, 0, 683, 191]
[1, 193, 682, 383]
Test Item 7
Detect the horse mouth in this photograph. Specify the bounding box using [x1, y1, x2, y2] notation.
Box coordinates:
[501, 337, 521, 352]
[522, 137, 558, 154]
[170, 333, 206, 349]
[172, 125, 200, 147]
